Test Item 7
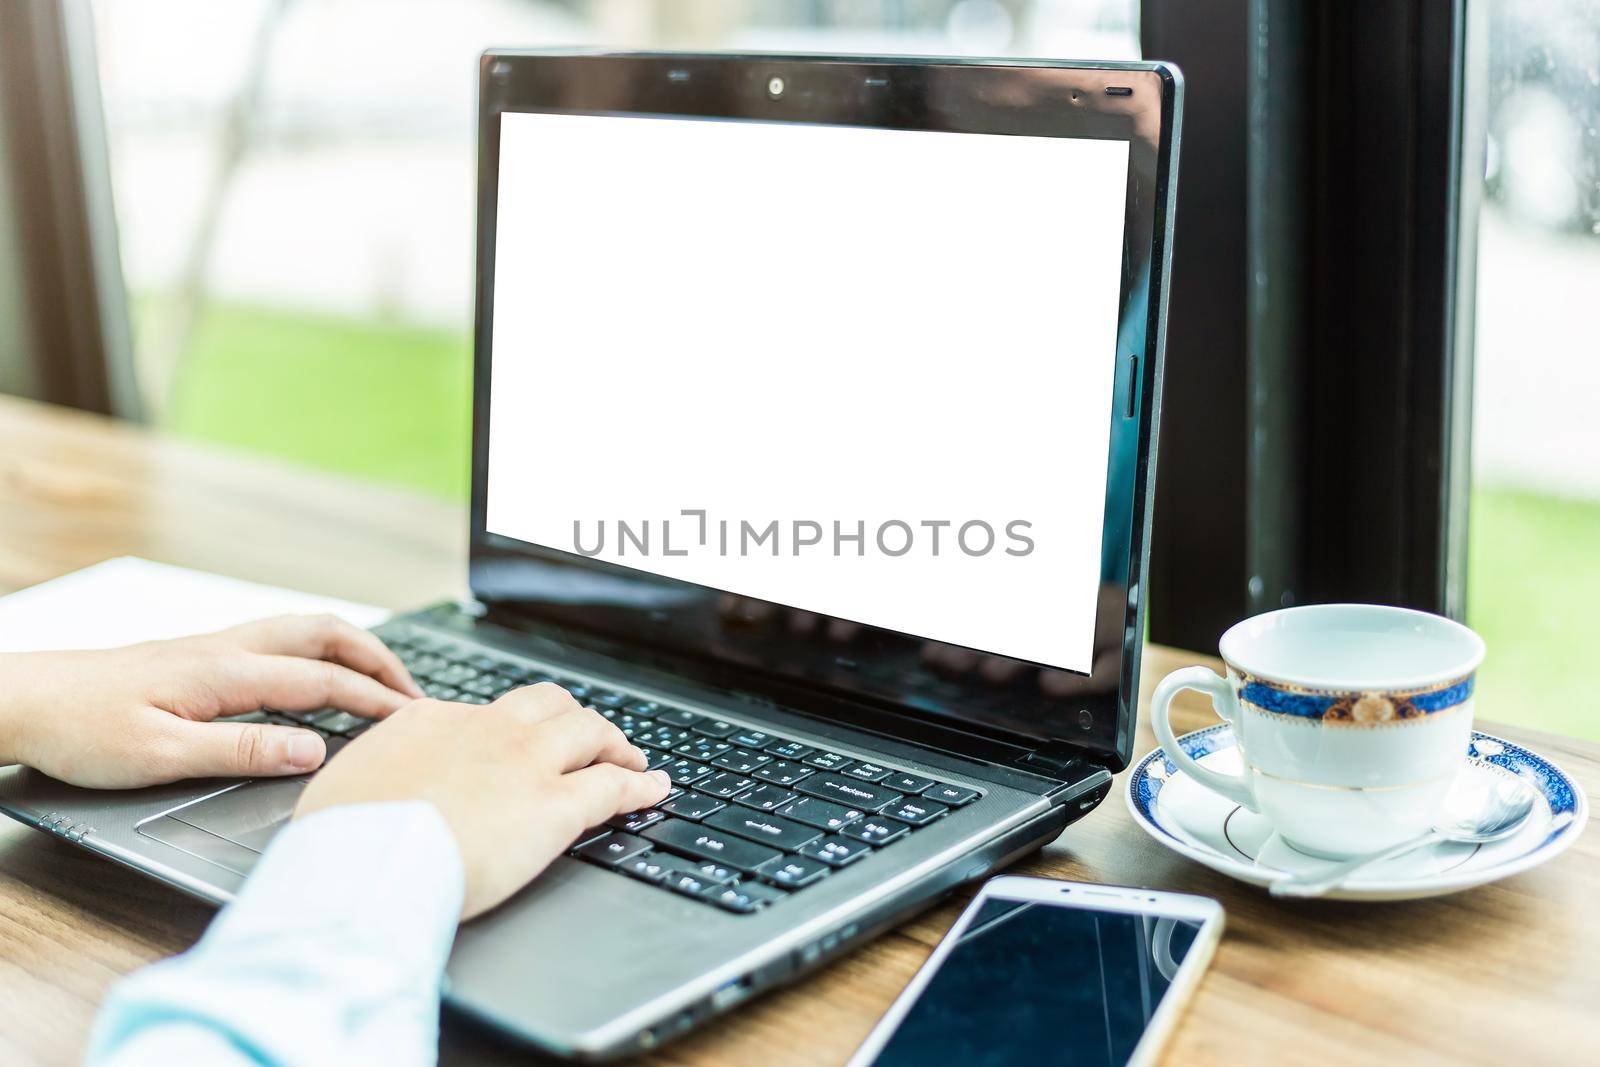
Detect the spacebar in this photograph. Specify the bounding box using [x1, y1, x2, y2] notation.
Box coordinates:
[642, 820, 782, 872]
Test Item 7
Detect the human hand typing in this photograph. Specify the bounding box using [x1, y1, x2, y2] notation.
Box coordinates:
[295, 683, 671, 918]
[0, 615, 422, 788]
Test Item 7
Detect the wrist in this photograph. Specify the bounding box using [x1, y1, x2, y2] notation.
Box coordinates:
[0, 651, 54, 768]
[0, 654, 27, 765]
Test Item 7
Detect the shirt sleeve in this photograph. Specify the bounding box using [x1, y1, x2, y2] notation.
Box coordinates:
[84, 800, 465, 1067]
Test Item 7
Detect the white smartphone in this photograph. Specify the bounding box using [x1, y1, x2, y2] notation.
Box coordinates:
[847, 876, 1225, 1067]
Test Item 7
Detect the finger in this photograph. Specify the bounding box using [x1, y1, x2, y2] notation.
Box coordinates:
[537, 706, 648, 773]
[493, 681, 582, 723]
[198, 654, 415, 719]
[561, 763, 672, 829]
[224, 615, 423, 699]
[150, 717, 326, 780]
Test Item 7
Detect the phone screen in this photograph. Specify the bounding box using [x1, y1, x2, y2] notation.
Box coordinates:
[859, 897, 1205, 1067]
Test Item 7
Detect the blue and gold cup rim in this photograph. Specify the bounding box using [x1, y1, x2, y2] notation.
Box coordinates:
[1219, 604, 1484, 729]
[1233, 671, 1475, 726]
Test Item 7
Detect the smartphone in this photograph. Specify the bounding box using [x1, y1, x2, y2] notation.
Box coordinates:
[847, 877, 1224, 1067]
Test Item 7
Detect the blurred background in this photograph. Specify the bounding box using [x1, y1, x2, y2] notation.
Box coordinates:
[90, 0, 1141, 499]
[8, 0, 1599, 736]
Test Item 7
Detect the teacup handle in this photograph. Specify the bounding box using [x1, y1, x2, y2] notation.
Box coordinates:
[1150, 666, 1259, 812]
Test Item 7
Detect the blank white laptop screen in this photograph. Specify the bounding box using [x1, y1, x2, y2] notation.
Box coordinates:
[487, 110, 1130, 674]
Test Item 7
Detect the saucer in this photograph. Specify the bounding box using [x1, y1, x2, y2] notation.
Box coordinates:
[1125, 724, 1588, 901]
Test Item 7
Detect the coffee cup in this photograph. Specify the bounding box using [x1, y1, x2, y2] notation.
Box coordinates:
[1149, 604, 1485, 859]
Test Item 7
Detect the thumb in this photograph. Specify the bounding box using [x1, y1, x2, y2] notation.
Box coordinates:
[155, 718, 327, 780]
[561, 763, 673, 832]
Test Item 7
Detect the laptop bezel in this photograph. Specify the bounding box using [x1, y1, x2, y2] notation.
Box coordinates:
[466, 51, 1181, 774]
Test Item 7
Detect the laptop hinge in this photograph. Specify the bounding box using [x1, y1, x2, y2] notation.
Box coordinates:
[1016, 742, 1095, 779]
[421, 601, 1080, 787]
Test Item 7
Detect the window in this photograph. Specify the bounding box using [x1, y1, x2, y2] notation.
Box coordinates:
[89, 0, 1139, 500]
[1468, 0, 1600, 739]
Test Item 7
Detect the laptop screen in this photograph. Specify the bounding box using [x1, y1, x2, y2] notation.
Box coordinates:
[472, 56, 1174, 767]
[486, 111, 1129, 676]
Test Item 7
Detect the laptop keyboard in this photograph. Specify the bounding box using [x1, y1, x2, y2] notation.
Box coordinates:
[264, 627, 984, 916]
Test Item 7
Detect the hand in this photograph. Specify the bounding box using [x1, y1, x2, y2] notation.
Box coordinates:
[0, 615, 422, 788]
[295, 683, 672, 918]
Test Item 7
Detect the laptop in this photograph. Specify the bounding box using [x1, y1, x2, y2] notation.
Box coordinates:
[0, 51, 1181, 1059]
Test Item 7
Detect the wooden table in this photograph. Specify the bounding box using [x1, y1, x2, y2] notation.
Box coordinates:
[1, 393, 1595, 1067]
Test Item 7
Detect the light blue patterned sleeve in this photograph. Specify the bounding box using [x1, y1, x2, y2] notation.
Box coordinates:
[84, 800, 465, 1067]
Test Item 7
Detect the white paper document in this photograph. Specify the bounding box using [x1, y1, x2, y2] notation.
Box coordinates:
[0, 557, 388, 653]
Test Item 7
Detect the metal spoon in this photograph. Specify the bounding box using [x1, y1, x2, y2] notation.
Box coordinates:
[1269, 774, 1537, 899]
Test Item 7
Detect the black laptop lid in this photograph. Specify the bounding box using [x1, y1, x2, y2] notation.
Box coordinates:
[469, 52, 1181, 773]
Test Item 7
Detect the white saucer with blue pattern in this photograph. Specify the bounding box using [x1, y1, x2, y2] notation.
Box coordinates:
[1125, 724, 1588, 901]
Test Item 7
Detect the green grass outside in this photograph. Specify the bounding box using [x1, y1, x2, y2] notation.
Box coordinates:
[1466, 487, 1600, 740]
[165, 300, 472, 500]
[152, 299, 1599, 740]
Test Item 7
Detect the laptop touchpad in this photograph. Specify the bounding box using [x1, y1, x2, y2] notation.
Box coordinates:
[136, 778, 308, 877]
[171, 778, 307, 851]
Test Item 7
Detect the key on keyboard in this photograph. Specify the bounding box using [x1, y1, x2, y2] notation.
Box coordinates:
[732, 783, 797, 812]
[703, 807, 822, 851]
[642, 820, 782, 873]
[794, 773, 902, 810]
[661, 793, 726, 820]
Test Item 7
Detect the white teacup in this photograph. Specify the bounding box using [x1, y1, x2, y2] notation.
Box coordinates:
[1150, 604, 1485, 859]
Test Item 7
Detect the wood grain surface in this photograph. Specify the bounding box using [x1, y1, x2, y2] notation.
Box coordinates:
[1, 395, 1594, 1067]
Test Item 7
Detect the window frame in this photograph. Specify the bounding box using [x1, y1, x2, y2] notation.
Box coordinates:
[0, 0, 137, 417]
[1142, 0, 1477, 650]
